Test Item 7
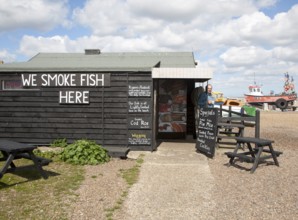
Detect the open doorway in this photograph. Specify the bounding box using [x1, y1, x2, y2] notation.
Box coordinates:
[156, 79, 197, 140]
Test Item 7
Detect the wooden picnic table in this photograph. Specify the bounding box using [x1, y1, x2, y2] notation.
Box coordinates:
[225, 137, 282, 173]
[0, 140, 51, 179]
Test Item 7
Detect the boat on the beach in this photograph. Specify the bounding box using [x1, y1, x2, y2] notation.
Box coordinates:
[244, 73, 297, 110]
[212, 91, 226, 105]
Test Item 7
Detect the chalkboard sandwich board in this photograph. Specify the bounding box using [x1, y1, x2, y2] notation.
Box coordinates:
[196, 108, 218, 158]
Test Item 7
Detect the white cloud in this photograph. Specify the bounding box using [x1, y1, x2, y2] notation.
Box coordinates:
[128, 0, 204, 22]
[220, 46, 271, 68]
[74, 35, 158, 52]
[19, 35, 72, 57]
[269, 5, 298, 45]
[217, 12, 272, 46]
[0, 50, 16, 63]
[255, 0, 277, 8]
[154, 27, 185, 48]
[238, 5, 298, 47]
[0, 0, 69, 32]
[72, 0, 131, 36]
[73, 0, 259, 36]
[18, 34, 161, 58]
[16, 1, 298, 63]
[5, 0, 297, 97]
[273, 46, 298, 62]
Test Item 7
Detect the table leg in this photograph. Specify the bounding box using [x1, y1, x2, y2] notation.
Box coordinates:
[0, 154, 15, 179]
[268, 144, 279, 166]
[1, 151, 16, 168]
[250, 146, 263, 173]
[238, 127, 244, 137]
[229, 141, 242, 164]
[28, 151, 48, 179]
[246, 143, 255, 158]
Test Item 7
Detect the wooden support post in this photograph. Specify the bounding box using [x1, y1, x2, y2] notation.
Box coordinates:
[228, 106, 232, 117]
[255, 110, 260, 138]
[220, 105, 223, 117]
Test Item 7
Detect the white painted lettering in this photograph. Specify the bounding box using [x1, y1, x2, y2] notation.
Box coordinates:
[41, 74, 47, 86]
[80, 74, 87, 86]
[70, 74, 76, 86]
[21, 74, 37, 86]
[59, 91, 68, 103]
[68, 91, 75, 103]
[48, 74, 57, 86]
[89, 74, 96, 86]
[96, 74, 104, 86]
[75, 91, 82, 103]
[59, 91, 89, 104]
[82, 91, 89, 103]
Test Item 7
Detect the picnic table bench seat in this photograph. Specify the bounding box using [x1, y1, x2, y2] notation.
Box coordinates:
[225, 150, 282, 163]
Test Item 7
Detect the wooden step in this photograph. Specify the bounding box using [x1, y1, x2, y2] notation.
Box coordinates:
[103, 147, 130, 159]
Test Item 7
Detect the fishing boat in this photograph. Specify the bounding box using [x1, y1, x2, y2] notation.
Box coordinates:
[245, 73, 297, 110]
[212, 91, 226, 105]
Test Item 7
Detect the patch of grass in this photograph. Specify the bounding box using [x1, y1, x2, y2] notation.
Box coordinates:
[121, 154, 144, 186]
[0, 159, 84, 219]
[105, 154, 145, 220]
[121, 166, 139, 186]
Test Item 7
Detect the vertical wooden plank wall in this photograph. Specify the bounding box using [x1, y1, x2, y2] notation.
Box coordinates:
[0, 72, 153, 149]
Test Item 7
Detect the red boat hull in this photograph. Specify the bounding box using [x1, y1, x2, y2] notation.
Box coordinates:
[245, 93, 297, 104]
[245, 94, 297, 103]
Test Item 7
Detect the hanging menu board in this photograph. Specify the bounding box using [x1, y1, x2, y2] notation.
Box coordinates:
[128, 82, 151, 97]
[127, 82, 152, 148]
[128, 116, 151, 129]
[128, 130, 151, 145]
[128, 99, 152, 113]
[196, 108, 218, 158]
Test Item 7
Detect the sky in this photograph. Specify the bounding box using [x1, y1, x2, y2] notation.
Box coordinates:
[0, 0, 298, 97]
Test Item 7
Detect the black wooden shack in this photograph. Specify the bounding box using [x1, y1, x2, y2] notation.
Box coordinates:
[0, 51, 212, 151]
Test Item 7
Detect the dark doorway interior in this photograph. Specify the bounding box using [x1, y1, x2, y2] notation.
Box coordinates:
[156, 79, 197, 140]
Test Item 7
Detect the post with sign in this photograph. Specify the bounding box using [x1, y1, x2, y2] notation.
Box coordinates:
[196, 108, 218, 158]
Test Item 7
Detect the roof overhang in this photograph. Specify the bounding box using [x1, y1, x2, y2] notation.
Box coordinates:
[152, 68, 212, 81]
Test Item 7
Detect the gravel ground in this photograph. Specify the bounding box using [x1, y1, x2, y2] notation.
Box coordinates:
[69, 111, 298, 220]
[68, 159, 136, 220]
[208, 111, 298, 220]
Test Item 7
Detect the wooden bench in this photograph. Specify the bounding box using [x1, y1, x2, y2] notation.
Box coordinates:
[217, 122, 245, 145]
[217, 107, 260, 147]
[225, 137, 282, 173]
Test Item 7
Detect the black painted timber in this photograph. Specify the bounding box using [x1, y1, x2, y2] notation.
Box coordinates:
[0, 72, 153, 151]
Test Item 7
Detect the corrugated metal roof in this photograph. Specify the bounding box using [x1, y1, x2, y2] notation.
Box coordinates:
[0, 52, 196, 72]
